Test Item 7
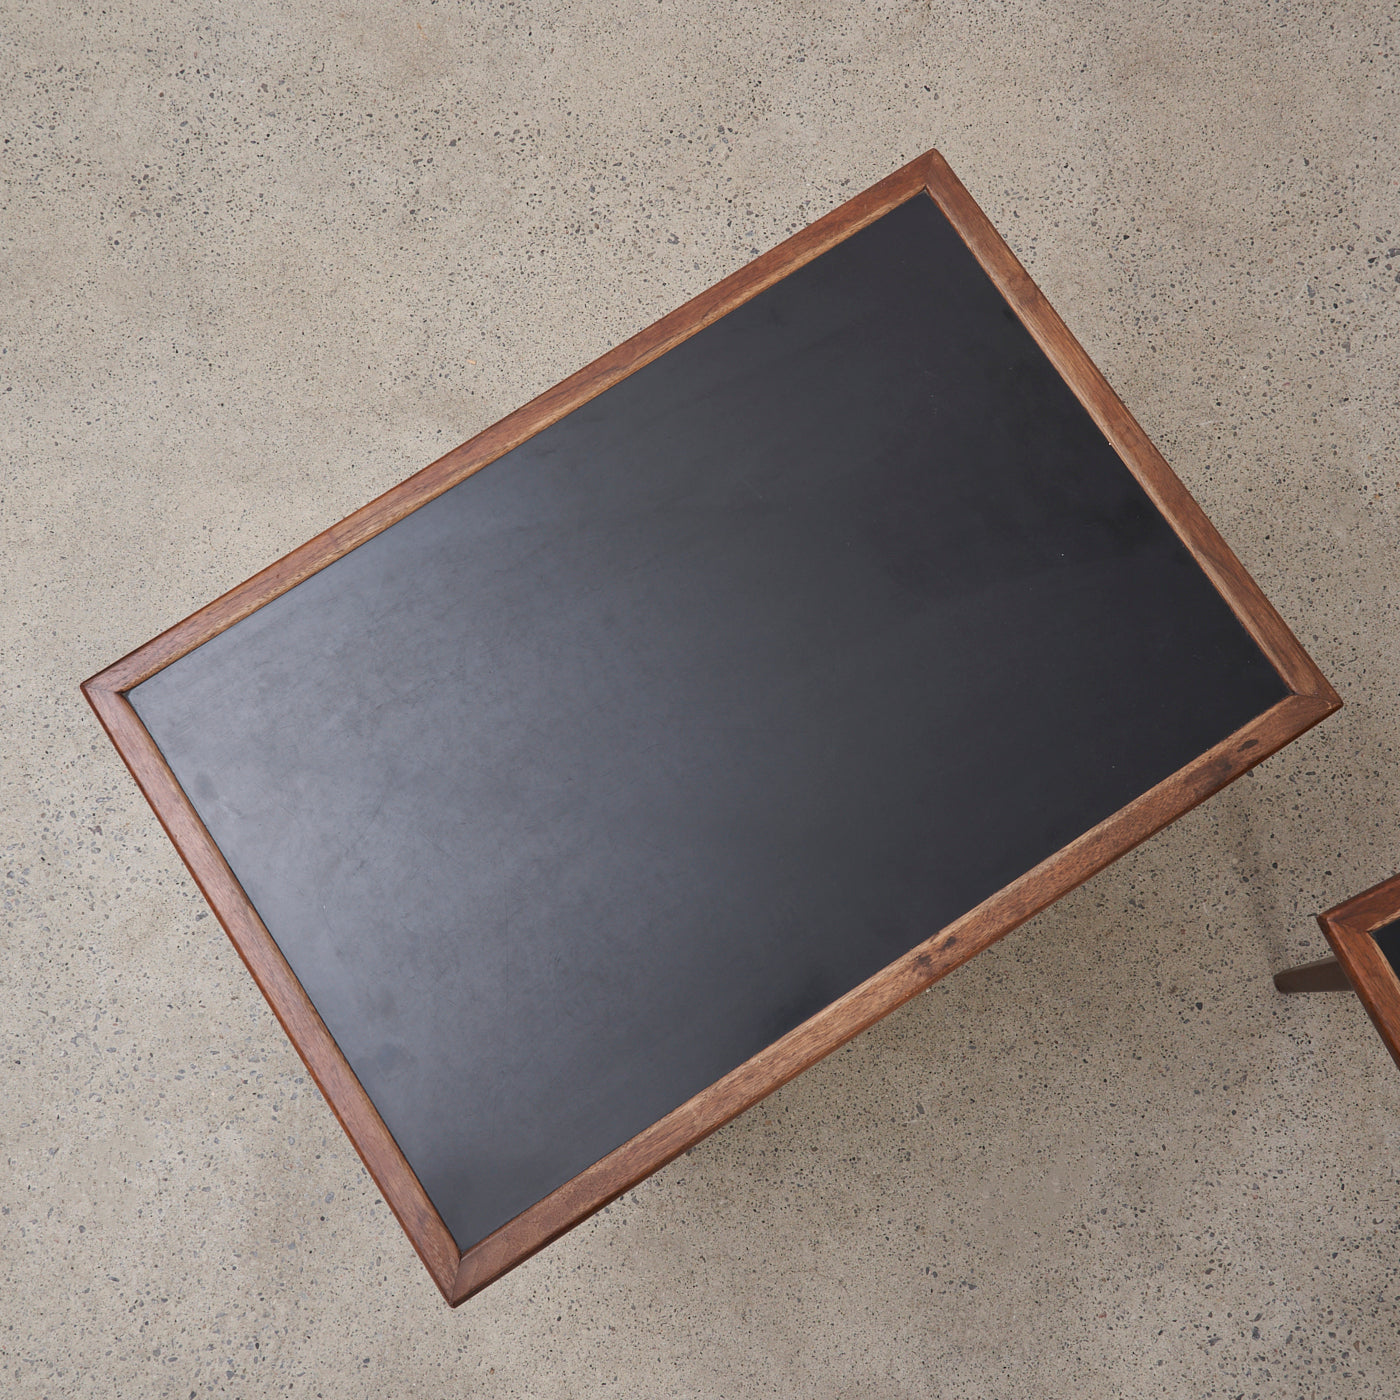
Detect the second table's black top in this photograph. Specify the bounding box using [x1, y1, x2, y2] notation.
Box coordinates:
[130, 192, 1287, 1249]
[1371, 918, 1400, 979]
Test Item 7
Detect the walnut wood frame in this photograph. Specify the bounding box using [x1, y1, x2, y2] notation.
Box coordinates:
[81, 149, 1340, 1305]
[1311, 874, 1400, 1070]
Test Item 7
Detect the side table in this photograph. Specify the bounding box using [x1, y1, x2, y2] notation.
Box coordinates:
[1276, 872, 1400, 1070]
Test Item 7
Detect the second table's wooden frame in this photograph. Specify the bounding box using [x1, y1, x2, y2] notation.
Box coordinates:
[1284, 874, 1400, 1070]
[81, 148, 1341, 1304]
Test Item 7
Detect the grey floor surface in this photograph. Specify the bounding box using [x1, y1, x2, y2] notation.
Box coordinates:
[4, 3, 1400, 1396]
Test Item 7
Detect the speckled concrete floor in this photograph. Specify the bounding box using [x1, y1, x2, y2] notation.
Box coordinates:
[3, 3, 1399, 1396]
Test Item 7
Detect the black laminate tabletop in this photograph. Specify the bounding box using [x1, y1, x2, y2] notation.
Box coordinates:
[1372, 919, 1400, 979]
[128, 192, 1288, 1252]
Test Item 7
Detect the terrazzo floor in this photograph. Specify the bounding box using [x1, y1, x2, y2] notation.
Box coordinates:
[3, 3, 1399, 1395]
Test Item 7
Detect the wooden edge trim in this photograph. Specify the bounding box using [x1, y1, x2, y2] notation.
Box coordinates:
[1318, 872, 1400, 1072]
[916, 151, 1340, 710]
[80, 676, 462, 1300]
[450, 687, 1333, 1303]
[80, 154, 935, 698]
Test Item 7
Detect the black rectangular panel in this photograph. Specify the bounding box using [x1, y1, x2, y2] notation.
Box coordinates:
[1371, 918, 1400, 979]
[129, 192, 1287, 1250]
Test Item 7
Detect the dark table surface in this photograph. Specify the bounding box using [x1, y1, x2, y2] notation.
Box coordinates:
[1372, 918, 1400, 979]
[130, 192, 1287, 1250]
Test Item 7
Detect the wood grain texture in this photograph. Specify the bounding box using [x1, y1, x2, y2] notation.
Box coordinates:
[449, 691, 1334, 1302]
[80, 677, 462, 1301]
[88, 155, 934, 696]
[917, 151, 1338, 708]
[1318, 873, 1400, 1072]
[81, 148, 1341, 1307]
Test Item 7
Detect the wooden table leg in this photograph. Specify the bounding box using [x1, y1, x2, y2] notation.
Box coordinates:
[1273, 956, 1351, 994]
